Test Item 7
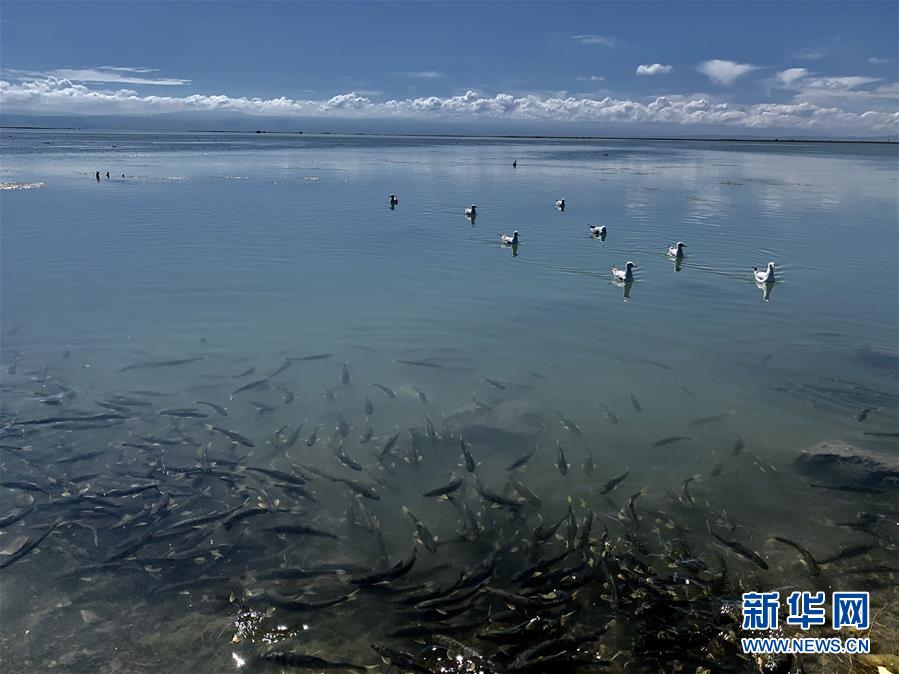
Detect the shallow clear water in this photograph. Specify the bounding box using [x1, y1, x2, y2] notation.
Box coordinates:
[1, 131, 897, 672]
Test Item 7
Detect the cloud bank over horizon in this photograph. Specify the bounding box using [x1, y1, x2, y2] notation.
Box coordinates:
[1, 73, 896, 135]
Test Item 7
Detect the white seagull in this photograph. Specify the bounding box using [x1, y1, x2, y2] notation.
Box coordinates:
[753, 262, 776, 284]
[465, 204, 478, 218]
[589, 225, 607, 237]
[667, 242, 686, 258]
[612, 261, 637, 282]
[499, 231, 519, 245]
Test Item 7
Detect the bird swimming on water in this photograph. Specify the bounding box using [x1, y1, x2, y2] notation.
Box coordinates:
[500, 231, 519, 245]
[612, 261, 637, 282]
[667, 241, 686, 258]
[555, 199, 566, 211]
[388, 194, 398, 207]
[753, 262, 776, 284]
[589, 225, 607, 237]
[465, 204, 477, 218]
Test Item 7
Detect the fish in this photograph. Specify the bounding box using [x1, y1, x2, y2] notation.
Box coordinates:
[482, 377, 506, 390]
[863, 431, 899, 437]
[322, 384, 337, 402]
[120, 356, 206, 372]
[687, 411, 734, 427]
[351, 549, 417, 585]
[371, 383, 396, 399]
[476, 480, 522, 509]
[267, 358, 292, 378]
[403, 506, 438, 552]
[306, 424, 321, 446]
[248, 400, 275, 413]
[624, 490, 643, 523]
[273, 423, 304, 449]
[341, 362, 351, 385]
[653, 436, 691, 447]
[0, 519, 61, 570]
[377, 431, 400, 461]
[809, 483, 884, 495]
[258, 651, 366, 673]
[422, 475, 463, 498]
[0, 506, 35, 529]
[194, 401, 228, 416]
[232, 367, 256, 378]
[630, 393, 642, 412]
[364, 396, 373, 415]
[370, 644, 433, 674]
[511, 480, 542, 507]
[632, 357, 674, 371]
[506, 446, 536, 471]
[263, 525, 339, 540]
[425, 416, 437, 439]
[856, 408, 873, 422]
[54, 449, 107, 464]
[772, 536, 821, 577]
[396, 359, 443, 368]
[710, 451, 723, 478]
[274, 383, 295, 404]
[289, 353, 333, 361]
[337, 413, 350, 438]
[582, 445, 595, 474]
[525, 368, 547, 380]
[556, 443, 569, 475]
[680, 474, 700, 507]
[819, 543, 878, 565]
[0, 480, 50, 494]
[599, 469, 629, 495]
[599, 404, 619, 424]
[460, 436, 476, 473]
[556, 411, 582, 435]
[411, 386, 428, 404]
[206, 425, 255, 447]
[731, 435, 744, 456]
[359, 424, 374, 444]
[265, 592, 356, 612]
[707, 524, 769, 570]
[231, 378, 269, 397]
[334, 443, 363, 471]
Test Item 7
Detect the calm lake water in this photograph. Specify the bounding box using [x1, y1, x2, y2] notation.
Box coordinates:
[1, 130, 897, 673]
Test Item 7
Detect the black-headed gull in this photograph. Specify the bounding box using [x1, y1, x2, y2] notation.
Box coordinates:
[555, 199, 566, 210]
[499, 231, 519, 245]
[589, 225, 607, 237]
[612, 261, 637, 282]
[753, 262, 776, 284]
[388, 194, 398, 207]
[667, 242, 686, 258]
[464, 204, 477, 218]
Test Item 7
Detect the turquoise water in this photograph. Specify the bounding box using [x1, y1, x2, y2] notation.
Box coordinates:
[1, 131, 897, 672]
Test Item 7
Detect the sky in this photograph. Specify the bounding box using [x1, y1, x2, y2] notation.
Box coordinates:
[1, 1, 897, 136]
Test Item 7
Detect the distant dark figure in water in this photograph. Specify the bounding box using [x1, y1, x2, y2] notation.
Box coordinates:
[106, 172, 110, 179]
[95, 171, 100, 181]
[512, 160, 517, 168]
[122, 174, 125, 178]
[388, 194, 398, 209]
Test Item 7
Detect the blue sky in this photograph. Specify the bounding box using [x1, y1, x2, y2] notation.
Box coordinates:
[1, 1, 897, 135]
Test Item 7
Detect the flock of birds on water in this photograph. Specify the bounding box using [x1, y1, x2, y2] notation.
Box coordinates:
[389, 176, 778, 291]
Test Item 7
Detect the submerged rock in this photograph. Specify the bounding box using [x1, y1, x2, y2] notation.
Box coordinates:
[795, 440, 899, 487]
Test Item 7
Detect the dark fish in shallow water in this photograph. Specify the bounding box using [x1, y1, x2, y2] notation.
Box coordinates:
[772, 536, 820, 577]
[809, 483, 884, 495]
[266, 592, 357, 614]
[359, 424, 373, 444]
[856, 408, 873, 422]
[120, 356, 205, 372]
[425, 415, 438, 439]
[206, 425, 255, 447]
[819, 542, 878, 565]
[556, 443, 569, 475]
[351, 549, 417, 585]
[708, 524, 768, 569]
[460, 436, 476, 473]
[258, 651, 366, 672]
[632, 357, 674, 371]
[370, 644, 433, 674]
[396, 359, 443, 368]
[232, 366, 255, 378]
[306, 424, 321, 446]
[334, 443, 363, 471]
[476, 480, 522, 509]
[403, 506, 438, 552]
[710, 451, 723, 478]
[289, 353, 333, 361]
[322, 384, 337, 402]
[863, 431, 899, 437]
[274, 383, 295, 404]
[556, 411, 582, 435]
[263, 524, 339, 540]
[0, 506, 35, 528]
[599, 469, 629, 495]
[364, 396, 373, 415]
[159, 407, 208, 418]
[653, 436, 690, 447]
[371, 382, 396, 398]
[412, 386, 428, 404]
[482, 376, 506, 390]
[583, 445, 595, 474]
[377, 431, 400, 460]
[630, 393, 642, 412]
[0, 519, 60, 570]
[507, 446, 536, 471]
[511, 480, 542, 507]
[194, 400, 228, 416]
[731, 435, 744, 456]
[680, 474, 699, 506]
[687, 411, 733, 427]
[268, 358, 292, 378]
[54, 449, 107, 464]
[423, 475, 463, 498]
[341, 362, 351, 385]
[599, 404, 619, 424]
[337, 412, 350, 438]
[249, 400, 275, 413]
[525, 368, 547, 380]
[231, 378, 269, 396]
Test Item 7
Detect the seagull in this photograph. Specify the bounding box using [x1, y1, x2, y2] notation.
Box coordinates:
[753, 262, 776, 284]
[612, 261, 637, 282]
[500, 231, 519, 245]
[465, 204, 478, 218]
[388, 194, 398, 206]
[555, 199, 566, 210]
[589, 225, 607, 237]
[667, 241, 686, 258]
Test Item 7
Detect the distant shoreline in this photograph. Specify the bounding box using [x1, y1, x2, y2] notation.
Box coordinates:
[2, 125, 896, 144]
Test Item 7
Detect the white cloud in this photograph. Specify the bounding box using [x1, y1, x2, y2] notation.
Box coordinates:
[793, 48, 827, 61]
[868, 57, 890, 64]
[1, 76, 896, 133]
[397, 71, 444, 79]
[576, 75, 606, 82]
[636, 63, 673, 76]
[571, 34, 616, 47]
[776, 68, 809, 86]
[3, 66, 190, 86]
[697, 60, 758, 85]
[802, 76, 881, 91]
